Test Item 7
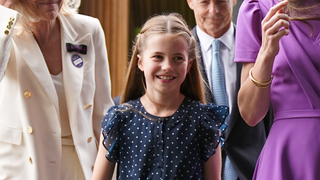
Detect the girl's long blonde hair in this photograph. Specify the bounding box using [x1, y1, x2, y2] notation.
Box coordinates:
[121, 13, 206, 104]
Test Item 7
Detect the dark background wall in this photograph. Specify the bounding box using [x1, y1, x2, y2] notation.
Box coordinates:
[129, 0, 244, 49]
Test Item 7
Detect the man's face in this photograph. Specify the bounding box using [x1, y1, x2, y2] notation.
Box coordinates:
[187, 0, 237, 38]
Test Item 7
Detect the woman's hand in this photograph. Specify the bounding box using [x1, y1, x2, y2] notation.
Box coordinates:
[238, 1, 290, 126]
[0, 0, 18, 9]
[259, 0, 290, 61]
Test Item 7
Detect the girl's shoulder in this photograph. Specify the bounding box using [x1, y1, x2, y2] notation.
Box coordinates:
[101, 99, 141, 127]
[182, 97, 229, 124]
[183, 97, 228, 114]
[107, 99, 141, 113]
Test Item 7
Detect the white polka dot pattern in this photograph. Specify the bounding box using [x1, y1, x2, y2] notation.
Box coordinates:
[101, 97, 228, 179]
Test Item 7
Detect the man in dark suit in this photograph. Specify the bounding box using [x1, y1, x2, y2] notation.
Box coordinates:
[186, 0, 273, 179]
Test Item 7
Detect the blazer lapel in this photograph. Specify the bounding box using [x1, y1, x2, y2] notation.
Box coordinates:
[13, 32, 59, 114]
[59, 14, 92, 124]
[223, 25, 240, 139]
[225, 61, 242, 139]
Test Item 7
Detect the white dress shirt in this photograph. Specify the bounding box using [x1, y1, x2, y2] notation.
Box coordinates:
[196, 25, 237, 114]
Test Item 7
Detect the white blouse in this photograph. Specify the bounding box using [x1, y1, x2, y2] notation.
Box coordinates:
[51, 72, 73, 146]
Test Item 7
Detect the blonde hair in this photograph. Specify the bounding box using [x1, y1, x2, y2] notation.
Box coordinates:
[14, 0, 81, 34]
[121, 13, 206, 104]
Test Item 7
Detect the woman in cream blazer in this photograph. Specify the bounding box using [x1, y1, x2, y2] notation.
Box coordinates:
[0, 0, 113, 179]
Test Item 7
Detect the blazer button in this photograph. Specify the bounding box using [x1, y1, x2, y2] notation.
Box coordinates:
[8, 21, 13, 26]
[4, 30, 9, 35]
[84, 104, 92, 109]
[10, 17, 15, 21]
[87, 136, 92, 143]
[24, 91, 31, 98]
[26, 126, 33, 134]
[91, 165, 94, 172]
[29, 157, 33, 164]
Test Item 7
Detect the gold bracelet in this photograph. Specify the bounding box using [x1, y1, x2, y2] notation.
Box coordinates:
[249, 67, 273, 88]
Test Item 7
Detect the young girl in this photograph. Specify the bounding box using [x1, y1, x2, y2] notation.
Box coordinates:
[92, 13, 228, 180]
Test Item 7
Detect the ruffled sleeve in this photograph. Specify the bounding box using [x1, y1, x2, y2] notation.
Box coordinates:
[100, 105, 122, 163]
[200, 104, 229, 162]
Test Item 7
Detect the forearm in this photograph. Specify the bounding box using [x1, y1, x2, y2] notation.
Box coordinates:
[238, 45, 276, 125]
[92, 134, 115, 180]
[203, 145, 222, 180]
[238, 62, 273, 126]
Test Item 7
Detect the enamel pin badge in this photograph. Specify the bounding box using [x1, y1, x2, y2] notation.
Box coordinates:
[66, 43, 87, 68]
[71, 54, 83, 68]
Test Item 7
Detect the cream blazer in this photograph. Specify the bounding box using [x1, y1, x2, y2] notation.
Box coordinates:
[0, 6, 114, 180]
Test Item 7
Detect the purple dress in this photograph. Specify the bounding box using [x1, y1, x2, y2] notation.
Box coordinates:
[235, 0, 320, 179]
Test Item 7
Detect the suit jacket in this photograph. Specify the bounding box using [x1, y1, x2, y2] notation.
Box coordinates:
[192, 26, 273, 180]
[0, 6, 114, 180]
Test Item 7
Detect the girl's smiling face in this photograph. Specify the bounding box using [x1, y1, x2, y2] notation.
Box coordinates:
[138, 34, 192, 95]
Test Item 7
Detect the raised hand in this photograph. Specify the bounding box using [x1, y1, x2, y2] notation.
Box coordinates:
[260, 0, 290, 60]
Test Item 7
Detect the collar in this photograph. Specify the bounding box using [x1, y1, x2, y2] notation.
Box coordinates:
[196, 24, 234, 52]
[57, 13, 78, 42]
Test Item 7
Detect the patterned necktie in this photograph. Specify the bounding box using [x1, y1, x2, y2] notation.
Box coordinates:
[211, 40, 237, 180]
[211, 40, 228, 107]
[223, 156, 238, 180]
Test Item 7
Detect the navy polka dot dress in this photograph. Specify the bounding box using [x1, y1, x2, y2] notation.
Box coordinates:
[101, 97, 228, 180]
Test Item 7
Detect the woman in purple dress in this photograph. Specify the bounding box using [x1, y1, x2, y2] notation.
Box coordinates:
[234, 0, 320, 179]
